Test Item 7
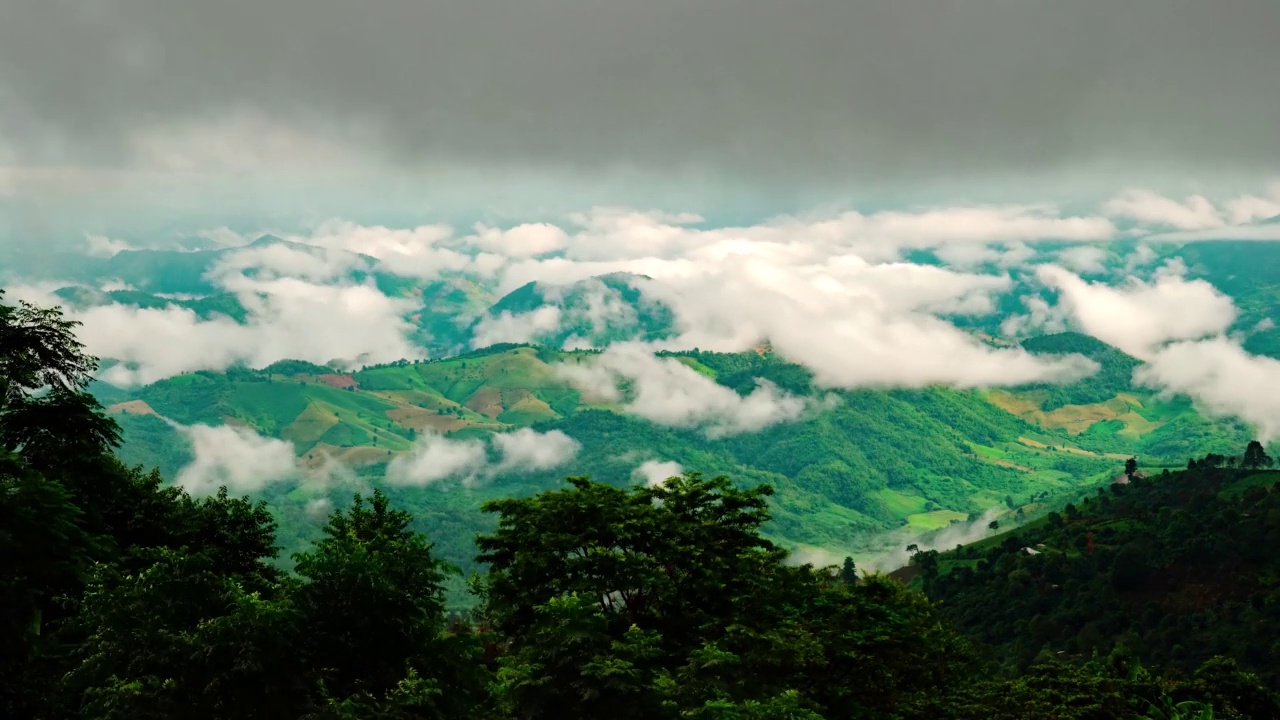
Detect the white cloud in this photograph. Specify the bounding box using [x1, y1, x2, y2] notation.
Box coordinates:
[1103, 189, 1224, 231]
[289, 220, 472, 279]
[85, 234, 136, 258]
[1036, 263, 1237, 358]
[481, 206, 1106, 390]
[1223, 183, 1280, 225]
[628, 258, 1094, 388]
[1122, 242, 1158, 274]
[471, 305, 563, 347]
[385, 429, 582, 486]
[174, 423, 297, 496]
[863, 508, 1003, 573]
[53, 190, 1280, 392]
[932, 241, 1036, 270]
[68, 275, 420, 385]
[211, 242, 367, 282]
[491, 428, 581, 472]
[840, 205, 1115, 249]
[468, 222, 568, 258]
[1136, 338, 1280, 441]
[554, 205, 1114, 265]
[558, 344, 813, 436]
[386, 434, 489, 486]
[1143, 224, 1280, 243]
[632, 460, 684, 487]
[305, 497, 334, 520]
[1000, 294, 1069, 338]
[1055, 245, 1109, 274]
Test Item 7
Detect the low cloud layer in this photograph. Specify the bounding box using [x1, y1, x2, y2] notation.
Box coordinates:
[558, 344, 812, 437]
[82, 278, 419, 385]
[386, 429, 581, 487]
[169, 420, 581, 495]
[1137, 339, 1280, 441]
[1035, 263, 1237, 359]
[174, 423, 298, 496]
[1026, 263, 1280, 440]
[13, 188, 1280, 446]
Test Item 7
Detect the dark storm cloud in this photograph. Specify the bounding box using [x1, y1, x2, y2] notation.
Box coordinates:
[2, 0, 1279, 184]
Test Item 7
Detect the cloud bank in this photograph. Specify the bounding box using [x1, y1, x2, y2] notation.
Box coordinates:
[174, 423, 298, 496]
[558, 344, 813, 437]
[386, 429, 581, 486]
[1028, 263, 1280, 440]
[1137, 340, 1280, 441]
[1035, 263, 1237, 359]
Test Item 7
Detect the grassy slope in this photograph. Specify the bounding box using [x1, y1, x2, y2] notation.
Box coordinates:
[100, 340, 1251, 585]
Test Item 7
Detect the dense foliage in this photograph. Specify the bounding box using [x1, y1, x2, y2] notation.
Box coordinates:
[1021, 332, 1143, 411]
[923, 447, 1280, 692]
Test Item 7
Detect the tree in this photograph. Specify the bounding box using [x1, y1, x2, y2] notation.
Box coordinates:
[1125, 457, 1138, 479]
[840, 556, 858, 586]
[988, 520, 1000, 531]
[292, 490, 457, 701]
[62, 547, 306, 719]
[478, 473, 970, 719]
[0, 291, 98, 407]
[478, 474, 789, 650]
[0, 292, 120, 473]
[0, 453, 93, 712]
[1242, 440, 1273, 470]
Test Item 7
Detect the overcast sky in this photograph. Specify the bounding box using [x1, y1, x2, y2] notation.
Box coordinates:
[3, 0, 1280, 235]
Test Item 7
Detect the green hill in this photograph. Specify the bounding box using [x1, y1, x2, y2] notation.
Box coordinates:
[99, 341, 1251, 578]
[915, 446, 1280, 685]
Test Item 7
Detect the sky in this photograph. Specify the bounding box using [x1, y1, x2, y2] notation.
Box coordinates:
[5, 1, 1280, 491]
[4, 0, 1280, 238]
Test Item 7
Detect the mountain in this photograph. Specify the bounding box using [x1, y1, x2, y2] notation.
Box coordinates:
[53, 286, 251, 322]
[411, 276, 497, 354]
[99, 341, 1251, 579]
[914, 447, 1280, 687]
[479, 273, 677, 348]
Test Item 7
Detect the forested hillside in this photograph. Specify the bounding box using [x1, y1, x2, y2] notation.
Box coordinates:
[917, 446, 1280, 687]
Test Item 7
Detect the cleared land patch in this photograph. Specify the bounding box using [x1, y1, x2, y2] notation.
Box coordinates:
[107, 399, 159, 417]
